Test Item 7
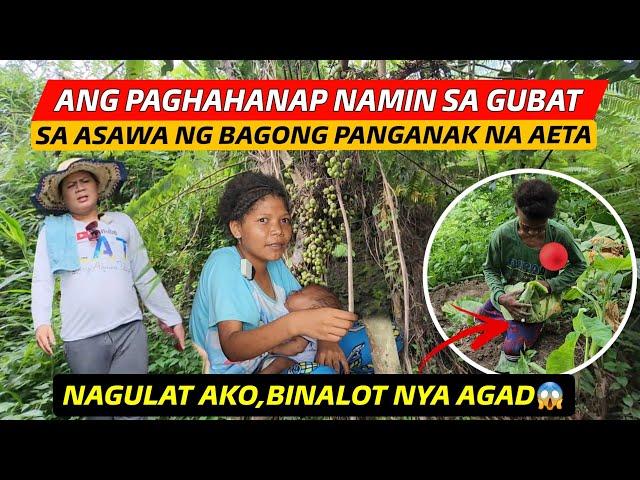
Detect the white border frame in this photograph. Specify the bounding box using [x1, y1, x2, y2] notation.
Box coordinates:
[423, 168, 638, 375]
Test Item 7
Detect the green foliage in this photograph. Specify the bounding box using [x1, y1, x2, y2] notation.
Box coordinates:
[145, 316, 201, 375]
[0, 207, 28, 259]
[127, 151, 246, 312]
[428, 174, 607, 286]
[332, 243, 349, 258]
[545, 250, 631, 373]
[601, 78, 640, 119]
[495, 350, 545, 374]
[125, 60, 147, 79]
[0, 67, 42, 146]
[546, 332, 580, 374]
[593, 254, 632, 274]
[441, 298, 485, 332]
[1, 59, 639, 420]
[429, 194, 506, 285]
[602, 326, 640, 419]
[572, 309, 612, 349]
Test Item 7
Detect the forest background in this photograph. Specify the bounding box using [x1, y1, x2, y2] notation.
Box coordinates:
[0, 59, 638, 419]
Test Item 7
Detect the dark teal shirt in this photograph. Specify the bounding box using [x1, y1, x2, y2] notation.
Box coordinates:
[483, 218, 587, 309]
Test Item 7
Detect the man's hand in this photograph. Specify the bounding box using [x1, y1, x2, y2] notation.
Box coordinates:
[35, 325, 56, 356]
[315, 340, 350, 374]
[271, 336, 309, 356]
[498, 290, 532, 321]
[158, 320, 186, 351]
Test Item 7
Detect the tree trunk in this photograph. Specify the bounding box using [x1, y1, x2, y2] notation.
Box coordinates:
[363, 316, 402, 373]
[222, 60, 236, 79]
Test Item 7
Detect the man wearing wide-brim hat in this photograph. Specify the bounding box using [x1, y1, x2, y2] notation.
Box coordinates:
[31, 158, 185, 390]
[31, 157, 127, 215]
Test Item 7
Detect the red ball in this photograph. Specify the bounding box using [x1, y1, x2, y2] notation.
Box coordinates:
[539, 242, 569, 271]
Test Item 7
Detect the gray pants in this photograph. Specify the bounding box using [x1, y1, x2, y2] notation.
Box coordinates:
[64, 320, 148, 374]
[64, 320, 148, 420]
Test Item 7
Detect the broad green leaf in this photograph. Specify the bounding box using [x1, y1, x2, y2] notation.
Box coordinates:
[546, 331, 580, 373]
[590, 221, 618, 239]
[593, 254, 632, 274]
[535, 294, 562, 321]
[495, 351, 519, 373]
[555, 62, 573, 79]
[19, 409, 44, 418]
[611, 273, 627, 295]
[579, 240, 594, 251]
[515, 354, 531, 373]
[562, 287, 583, 301]
[572, 308, 587, 334]
[505, 282, 526, 294]
[616, 376, 629, 388]
[442, 299, 484, 325]
[576, 268, 591, 291]
[535, 62, 556, 80]
[574, 310, 612, 348]
[590, 212, 616, 226]
[125, 60, 145, 79]
[331, 243, 348, 258]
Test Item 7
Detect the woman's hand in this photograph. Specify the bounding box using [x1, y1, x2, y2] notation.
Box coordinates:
[271, 336, 309, 356]
[291, 308, 357, 342]
[316, 340, 350, 374]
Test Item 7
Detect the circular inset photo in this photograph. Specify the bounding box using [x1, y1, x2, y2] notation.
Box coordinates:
[423, 169, 637, 375]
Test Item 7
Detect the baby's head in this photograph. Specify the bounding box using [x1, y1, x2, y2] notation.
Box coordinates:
[285, 284, 341, 311]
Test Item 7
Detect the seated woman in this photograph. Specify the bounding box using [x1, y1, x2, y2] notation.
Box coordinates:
[189, 171, 362, 374]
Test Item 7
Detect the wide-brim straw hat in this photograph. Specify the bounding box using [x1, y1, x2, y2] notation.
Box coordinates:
[31, 158, 127, 214]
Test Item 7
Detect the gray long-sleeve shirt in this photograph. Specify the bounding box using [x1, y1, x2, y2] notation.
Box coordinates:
[31, 212, 181, 341]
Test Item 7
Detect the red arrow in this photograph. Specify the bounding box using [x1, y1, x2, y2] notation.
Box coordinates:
[418, 304, 509, 373]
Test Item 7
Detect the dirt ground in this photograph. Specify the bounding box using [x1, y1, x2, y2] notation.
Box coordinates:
[428, 279, 582, 372]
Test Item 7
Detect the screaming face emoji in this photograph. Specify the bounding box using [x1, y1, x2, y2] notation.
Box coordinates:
[537, 382, 563, 410]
